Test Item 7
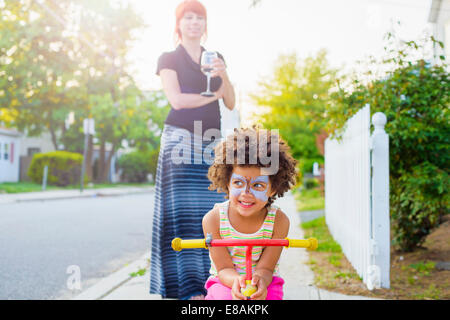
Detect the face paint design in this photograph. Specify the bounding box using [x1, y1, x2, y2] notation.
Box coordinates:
[229, 173, 270, 202]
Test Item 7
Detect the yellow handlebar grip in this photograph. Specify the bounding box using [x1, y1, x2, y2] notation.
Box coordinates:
[286, 238, 318, 250]
[172, 238, 207, 251]
[241, 280, 257, 298]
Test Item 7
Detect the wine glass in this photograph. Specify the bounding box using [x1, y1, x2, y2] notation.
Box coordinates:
[200, 51, 218, 97]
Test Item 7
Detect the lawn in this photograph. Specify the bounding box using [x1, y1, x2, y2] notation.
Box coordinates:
[294, 187, 325, 212]
[0, 182, 61, 193]
[0, 182, 154, 194]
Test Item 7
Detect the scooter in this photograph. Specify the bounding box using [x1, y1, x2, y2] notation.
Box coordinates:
[172, 234, 318, 299]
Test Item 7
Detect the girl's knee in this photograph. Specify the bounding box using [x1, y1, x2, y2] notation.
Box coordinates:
[205, 282, 232, 300]
[266, 276, 284, 300]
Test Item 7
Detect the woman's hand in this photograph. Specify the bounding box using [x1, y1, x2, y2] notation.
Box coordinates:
[231, 275, 247, 300]
[210, 58, 227, 79]
[209, 57, 235, 110]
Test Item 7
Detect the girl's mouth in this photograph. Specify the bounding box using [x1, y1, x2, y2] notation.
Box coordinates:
[238, 200, 255, 209]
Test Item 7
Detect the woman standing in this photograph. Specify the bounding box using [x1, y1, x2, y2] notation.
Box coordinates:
[149, 0, 236, 300]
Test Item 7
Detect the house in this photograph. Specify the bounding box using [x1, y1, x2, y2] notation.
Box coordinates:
[0, 127, 22, 183]
[429, 0, 450, 63]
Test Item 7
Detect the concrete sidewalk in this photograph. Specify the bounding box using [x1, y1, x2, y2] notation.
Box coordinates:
[69, 191, 379, 300]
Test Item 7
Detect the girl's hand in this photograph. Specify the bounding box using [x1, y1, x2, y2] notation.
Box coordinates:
[250, 274, 268, 300]
[231, 275, 247, 300]
[210, 58, 227, 79]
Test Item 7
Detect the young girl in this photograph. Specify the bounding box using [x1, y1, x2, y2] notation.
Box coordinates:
[202, 127, 298, 300]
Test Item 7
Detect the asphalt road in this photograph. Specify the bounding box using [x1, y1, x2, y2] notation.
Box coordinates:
[0, 193, 154, 300]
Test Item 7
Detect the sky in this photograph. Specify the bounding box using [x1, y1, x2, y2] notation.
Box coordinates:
[126, 0, 433, 123]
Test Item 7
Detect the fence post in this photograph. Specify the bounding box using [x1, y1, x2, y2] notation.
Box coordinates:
[370, 112, 390, 288]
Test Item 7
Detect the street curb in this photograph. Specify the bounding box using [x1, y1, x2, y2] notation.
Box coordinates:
[0, 187, 155, 205]
[73, 253, 150, 300]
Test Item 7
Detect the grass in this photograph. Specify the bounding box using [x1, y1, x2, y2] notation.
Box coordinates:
[129, 268, 147, 278]
[294, 187, 325, 212]
[0, 181, 154, 194]
[408, 261, 436, 276]
[328, 254, 343, 267]
[413, 284, 442, 300]
[301, 217, 341, 252]
[0, 182, 61, 193]
[301, 215, 368, 293]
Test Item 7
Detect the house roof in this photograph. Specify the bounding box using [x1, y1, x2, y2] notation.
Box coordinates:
[0, 127, 22, 137]
[428, 0, 442, 23]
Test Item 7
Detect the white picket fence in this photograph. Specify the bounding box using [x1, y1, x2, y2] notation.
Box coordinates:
[324, 104, 390, 290]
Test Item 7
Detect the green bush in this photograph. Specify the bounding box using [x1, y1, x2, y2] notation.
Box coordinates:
[304, 178, 319, 189]
[28, 151, 84, 187]
[117, 149, 159, 183]
[298, 157, 323, 174]
[327, 35, 449, 252]
[391, 162, 448, 250]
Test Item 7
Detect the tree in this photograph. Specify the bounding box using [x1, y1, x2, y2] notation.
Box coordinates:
[0, 0, 147, 183]
[327, 33, 449, 252]
[89, 87, 169, 183]
[250, 50, 337, 174]
[250, 0, 262, 7]
[0, 0, 83, 148]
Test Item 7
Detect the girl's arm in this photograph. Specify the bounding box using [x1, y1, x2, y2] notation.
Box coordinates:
[160, 69, 222, 110]
[251, 209, 290, 300]
[202, 207, 246, 299]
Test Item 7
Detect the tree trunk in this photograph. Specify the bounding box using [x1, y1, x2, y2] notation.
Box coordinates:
[49, 127, 58, 150]
[48, 112, 58, 150]
[96, 138, 106, 183]
[85, 135, 94, 182]
[315, 129, 328, 156]
[100, 141, 117, 183]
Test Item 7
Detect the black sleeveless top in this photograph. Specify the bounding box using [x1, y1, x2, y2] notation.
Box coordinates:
[156, 44, 224, 135]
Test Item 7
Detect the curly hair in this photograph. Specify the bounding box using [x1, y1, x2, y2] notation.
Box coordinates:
[208, 126, 298, 207]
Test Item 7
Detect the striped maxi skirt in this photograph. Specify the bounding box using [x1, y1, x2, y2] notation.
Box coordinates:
[149, 124, 226, 299]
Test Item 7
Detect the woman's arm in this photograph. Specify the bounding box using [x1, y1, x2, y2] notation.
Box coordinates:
[218, 73, 235, 111]
[160, 69, 221, 110]
[211, 58, 235, 111]
[250, 209, 290, 300]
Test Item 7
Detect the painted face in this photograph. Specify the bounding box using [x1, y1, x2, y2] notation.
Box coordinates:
[229, 173, 270, 202]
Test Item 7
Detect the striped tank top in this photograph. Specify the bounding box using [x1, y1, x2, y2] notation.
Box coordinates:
[209, 200, 280, 277]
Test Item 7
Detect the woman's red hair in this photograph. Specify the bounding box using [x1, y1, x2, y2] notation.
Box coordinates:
[175, 0, 208, 43]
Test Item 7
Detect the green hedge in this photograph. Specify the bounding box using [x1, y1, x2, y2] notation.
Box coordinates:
[28, 151, 84, 187]
[117, 149, 159, 183]
[304, 178, 320, 189]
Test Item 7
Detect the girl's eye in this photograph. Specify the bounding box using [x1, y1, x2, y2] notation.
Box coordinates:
[252, 183, 266, 190]
[232, 180, 244, 187]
